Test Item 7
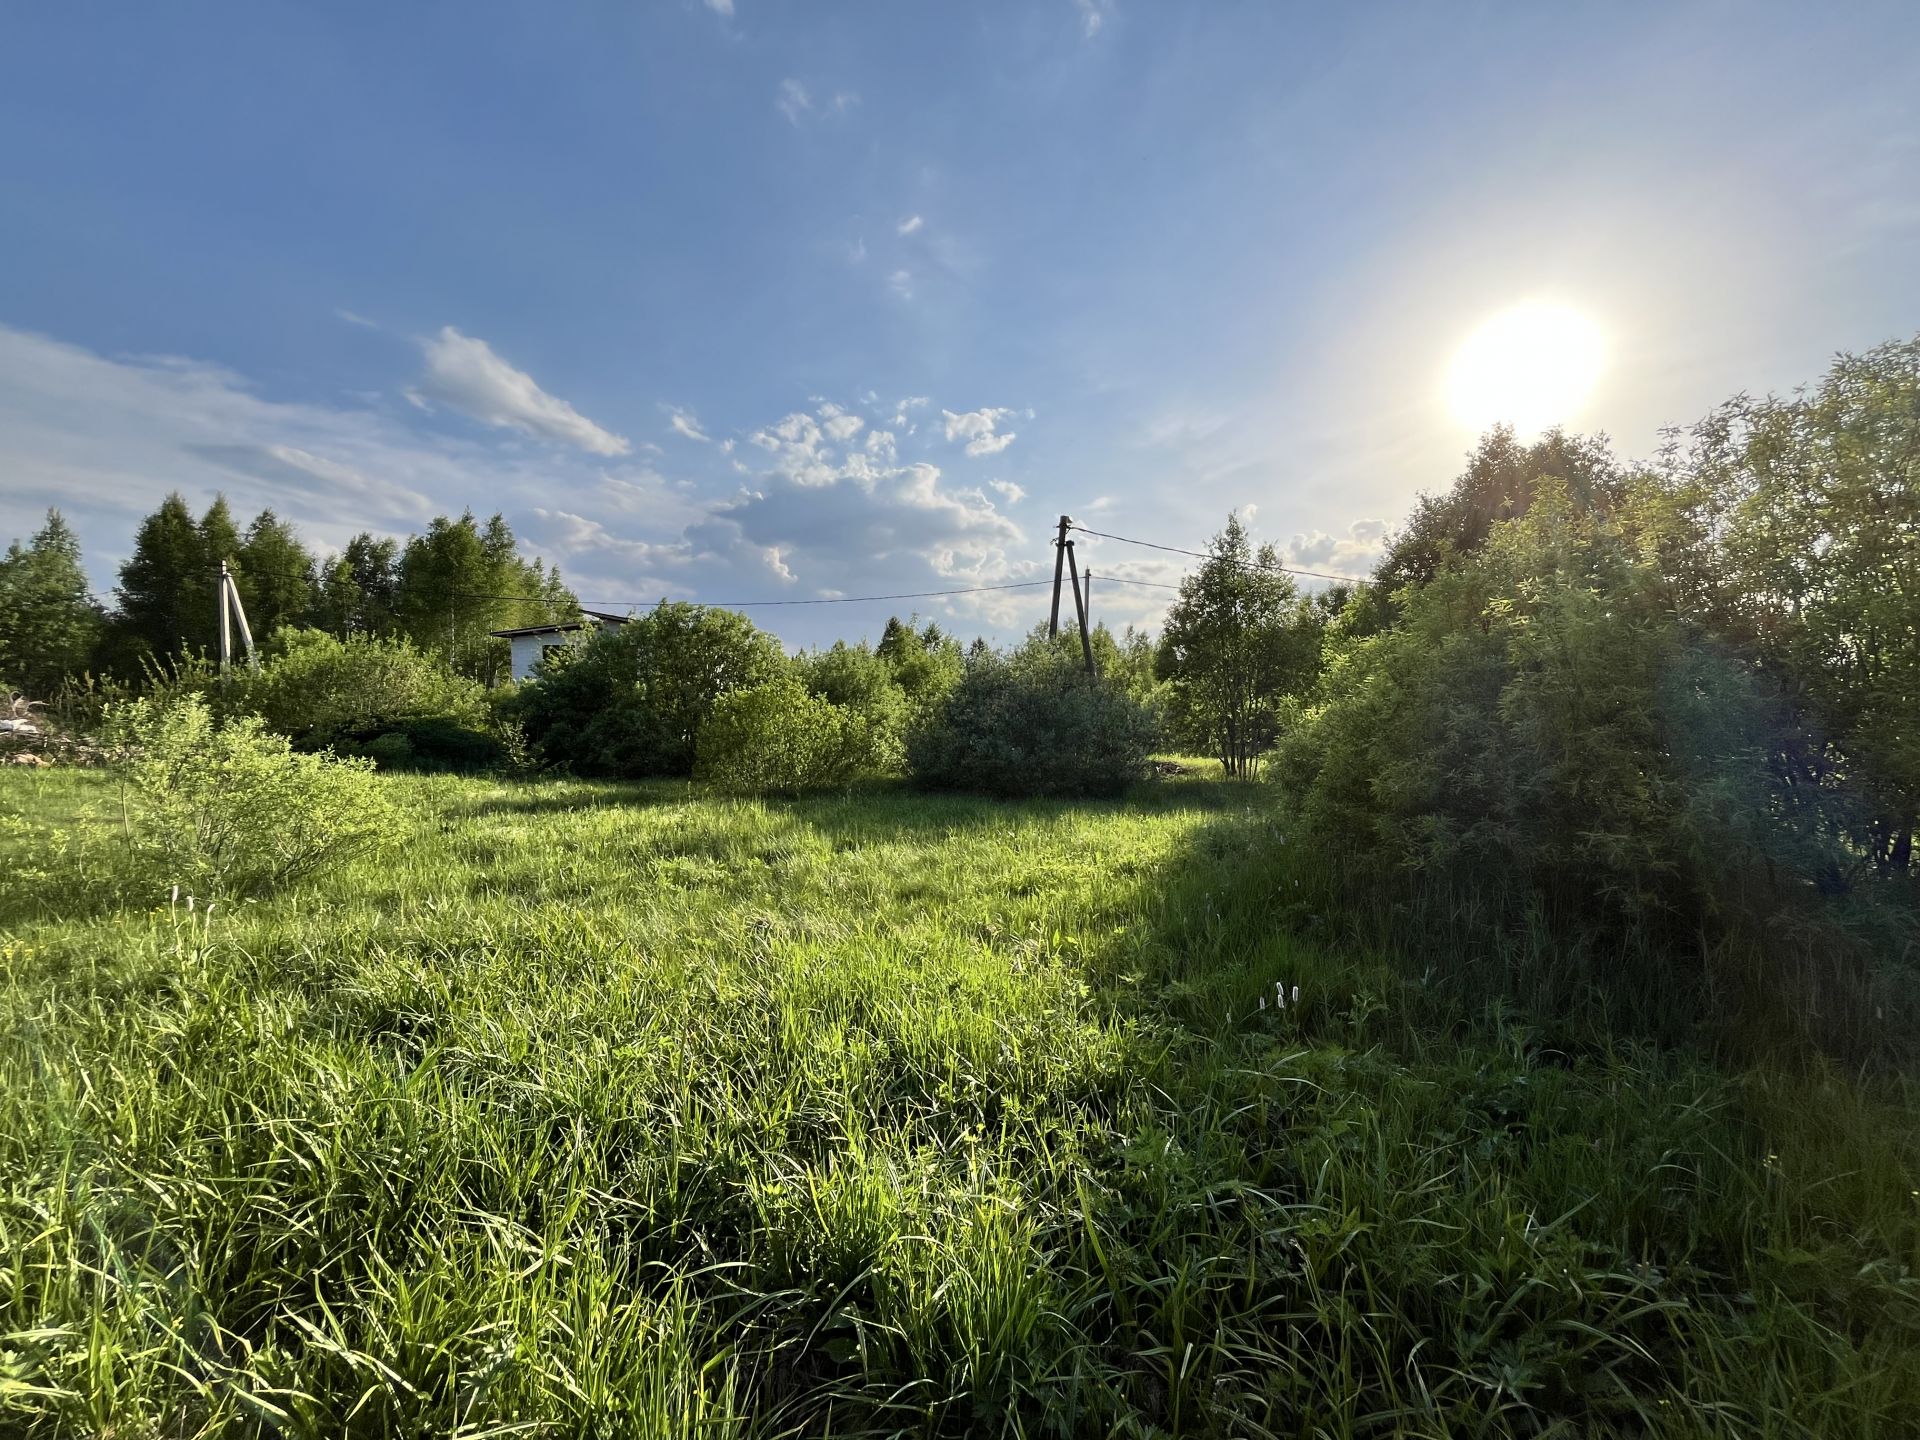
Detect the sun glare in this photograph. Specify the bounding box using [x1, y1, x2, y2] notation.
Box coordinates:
[1446, 301, 1606, 437]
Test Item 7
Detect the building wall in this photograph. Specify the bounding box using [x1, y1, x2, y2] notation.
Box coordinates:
[507, 633, 564, 683]
[505, 617, 625, 683]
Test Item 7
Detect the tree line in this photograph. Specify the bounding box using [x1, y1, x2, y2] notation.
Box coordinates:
[0, 495, 578, 693]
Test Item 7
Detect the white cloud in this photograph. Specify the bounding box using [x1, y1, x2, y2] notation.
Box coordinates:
[942, 406, 1018, 457]
[776, 78, 810, 123]
[1286, 518, 1389, 575]
[666, 405, 710, 443]
[412, 326, 629, 456]
[776, 80, 853, 125]
[335, 308, 379, 330]
[0, 323, 548, 575]
[749, 410, 837, 487]
[1074, 0, 1111, 37]
[989, 479, 1027, 504]
[817, 401, 864, 442]
[897, 214, 925, 236]
[533, 507, 689, 570]
[888, 269, 914, 300]
[702, 0, 734, 15]
[0, 323, 1057, 641]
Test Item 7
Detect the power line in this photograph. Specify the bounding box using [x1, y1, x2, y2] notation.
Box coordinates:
[1068, 523, 1369, 585]
[446, 579, 1055, 610]
[1088, 573, 1183, 593]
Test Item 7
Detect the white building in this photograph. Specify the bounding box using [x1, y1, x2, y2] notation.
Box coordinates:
[490, 609, 630, 683]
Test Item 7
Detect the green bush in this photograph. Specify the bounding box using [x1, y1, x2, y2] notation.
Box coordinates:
[695, 680, 866, 793]
[104, 693, 401, 898]
[1278, 481, 1918, 1055]
[798, 641, 910, 773]
[908, 648, 1158, 798]
[230, 629, 500, 768]
[510, 604, 787, 777]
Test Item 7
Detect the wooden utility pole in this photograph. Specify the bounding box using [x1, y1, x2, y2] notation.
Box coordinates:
[229, 569, 256, 671]
[217, 561, 233, 674]
[1048, 514, 1071, 637]
[216, 561, 258, 675]
[1065, 540, 1094, 674]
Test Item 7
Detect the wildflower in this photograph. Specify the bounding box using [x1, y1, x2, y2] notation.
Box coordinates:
[1291, 985, 1301, 1005]
[1259, 995, 1267, 1011]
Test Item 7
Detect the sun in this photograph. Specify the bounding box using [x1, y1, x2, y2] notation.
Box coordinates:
[1446, 301, 1606, 437]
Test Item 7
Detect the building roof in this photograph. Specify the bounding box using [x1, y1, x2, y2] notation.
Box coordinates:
[488, 609, 630, 640]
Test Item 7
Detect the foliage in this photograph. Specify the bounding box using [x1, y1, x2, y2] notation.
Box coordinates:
[1353, 427, 1626, 632]
[1281, 476, 1916, 1054]
[876, 614, 965, 716]
[313, 533, 403, 637]
[909, 645, 1158, 797]
[396, 511, 579, 684]
[1, 771, 1915, 1435]
[107, 492, 215, 669]
[0, 509, 104, 697]
[101, 693, 400, 897]
[236, 507, 318, 636]
[1663, 336, 1920, 876]
[1156, 513, 1322, 776]
[798, 640, 911, 772]
[226, 628, 500, 769]
[511, 603, 788, 777]
[696, 678, 867, 793]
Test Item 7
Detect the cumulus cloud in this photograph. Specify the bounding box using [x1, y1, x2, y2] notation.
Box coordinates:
[412, 326, 630, 456]
[989, 479, 1027, 504]
[817, 401, 864, 442]
[0, 322, 1052, 640]
[942, 407, 1018, 457]
[897, 214, 925, 236]
[1286, 518, 1389, 575]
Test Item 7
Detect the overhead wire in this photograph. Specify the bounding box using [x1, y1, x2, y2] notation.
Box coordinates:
[1067, 523, 1369, 584]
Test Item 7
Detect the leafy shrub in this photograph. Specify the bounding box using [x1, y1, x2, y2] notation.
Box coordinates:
[105, 694, 401, 898]
[364, 731, 416, 769]
[1278, 481, 1918, 1055]
[908, 648, 1158, 798]
[232, 629, 499, 768]
[510, 604, 787, 777]
[696, 680, 866, 793]
[799, 641, 910, 773]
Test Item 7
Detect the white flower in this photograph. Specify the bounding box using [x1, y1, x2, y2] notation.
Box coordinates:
[1292, 985, 1301, 1005]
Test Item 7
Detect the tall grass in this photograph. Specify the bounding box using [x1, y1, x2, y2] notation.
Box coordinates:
[2, 769, 1916, 1435]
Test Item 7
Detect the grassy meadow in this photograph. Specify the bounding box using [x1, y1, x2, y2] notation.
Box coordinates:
[3, 766, 1918, 1436]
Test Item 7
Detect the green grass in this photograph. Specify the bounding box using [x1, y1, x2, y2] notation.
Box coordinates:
[2, 768, 1918, 1436]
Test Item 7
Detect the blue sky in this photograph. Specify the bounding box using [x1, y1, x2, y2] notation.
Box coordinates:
[3, 1, 1917, 645]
